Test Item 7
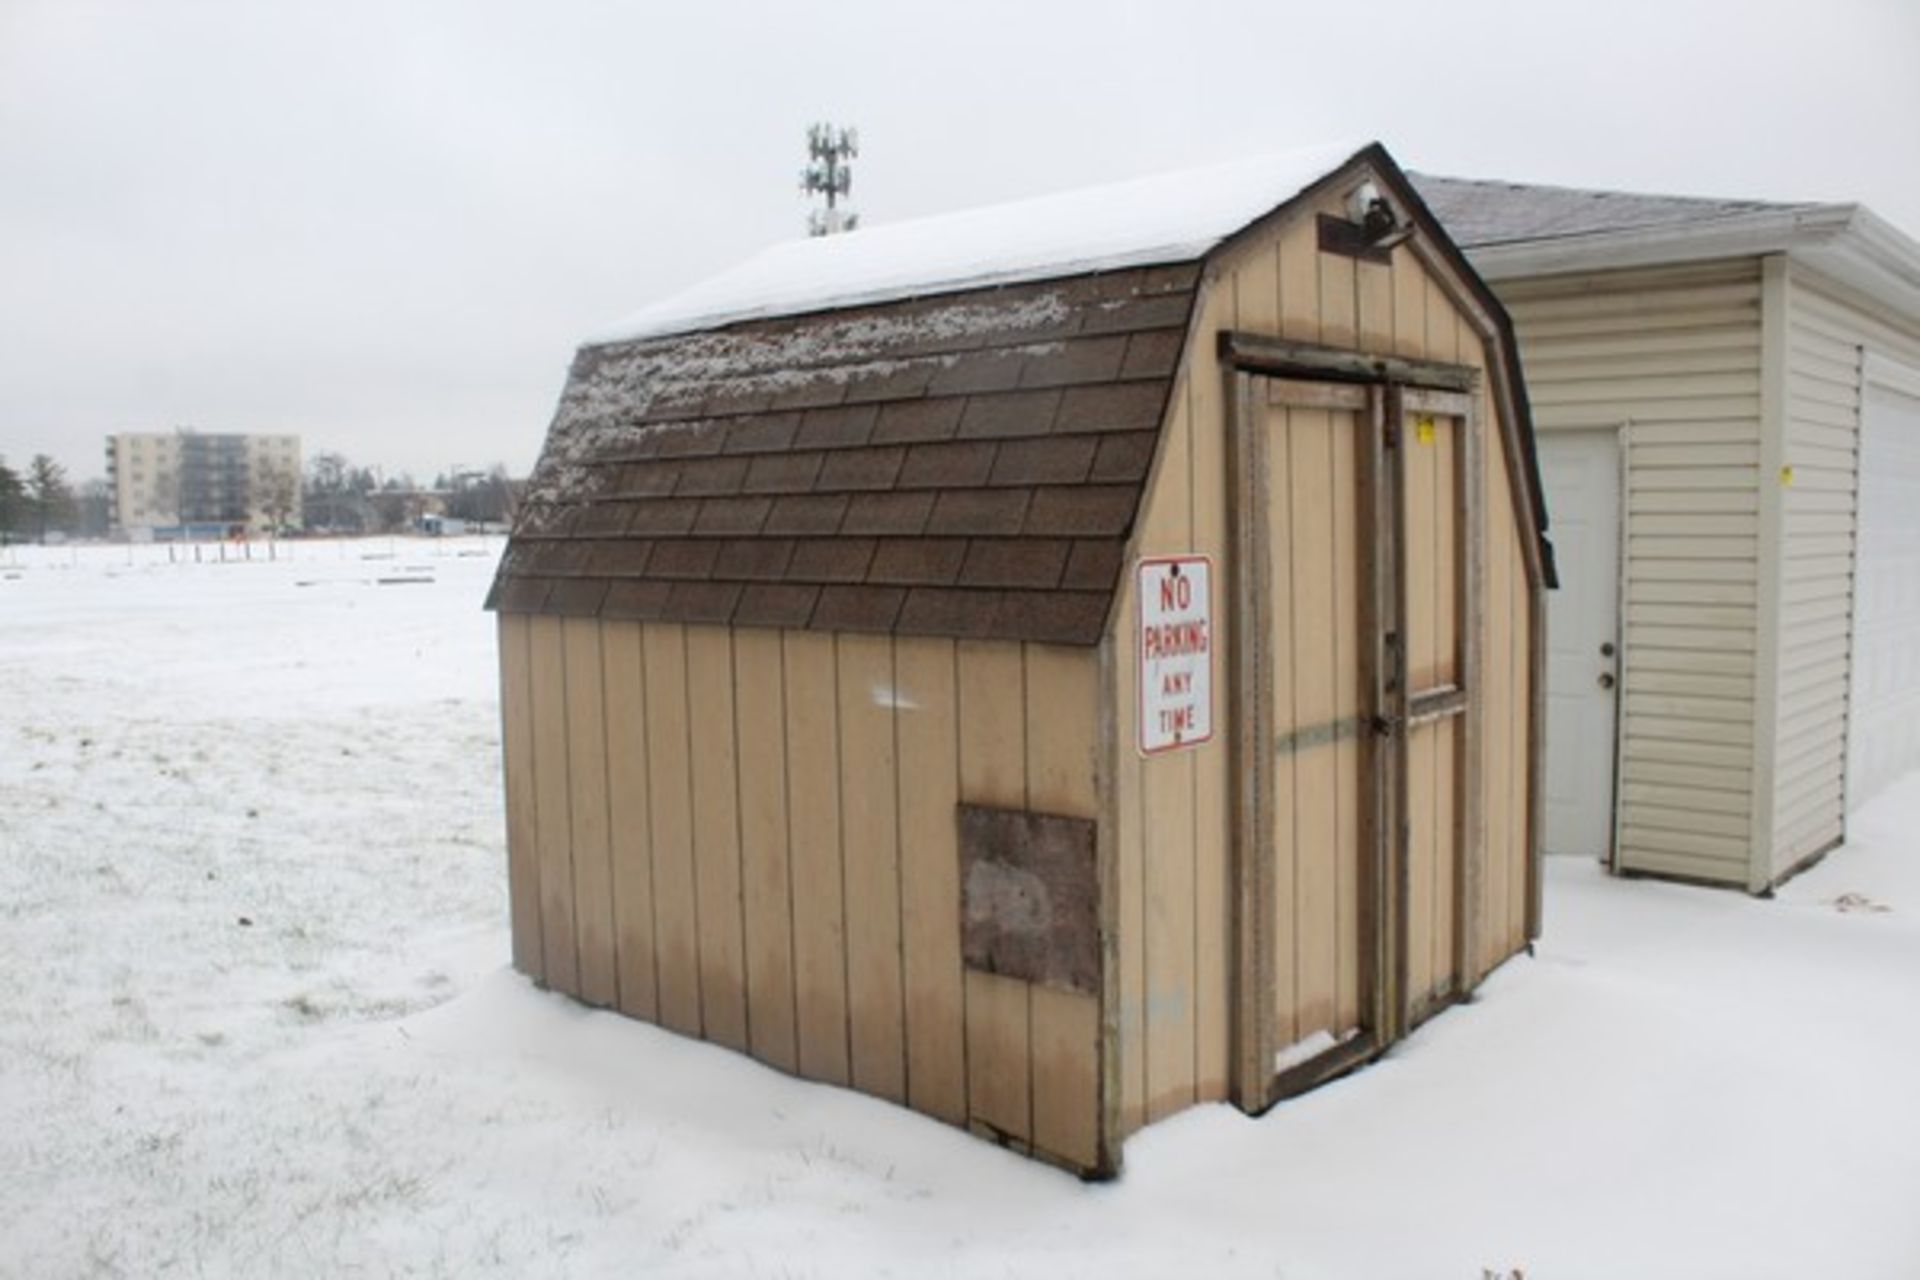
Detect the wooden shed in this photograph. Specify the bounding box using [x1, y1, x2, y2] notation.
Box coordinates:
[1416, 174, 1920, 892]
[486, 141, 1552, 1177]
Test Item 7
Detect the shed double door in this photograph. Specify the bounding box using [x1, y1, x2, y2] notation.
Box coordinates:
[1232, 373, 1481, 1109]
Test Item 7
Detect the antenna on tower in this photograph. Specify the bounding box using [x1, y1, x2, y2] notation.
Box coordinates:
[801, 122, 859, 236]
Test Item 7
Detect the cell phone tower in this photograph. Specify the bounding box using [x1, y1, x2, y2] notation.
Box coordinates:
[801, 123, 859, 236]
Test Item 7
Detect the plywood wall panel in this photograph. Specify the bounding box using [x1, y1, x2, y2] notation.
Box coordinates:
[686, 625, 748, 1053]
[561, 617, 618, 1008]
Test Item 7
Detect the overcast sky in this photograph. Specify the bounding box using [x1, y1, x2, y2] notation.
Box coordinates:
[3, 0, 1916, 483]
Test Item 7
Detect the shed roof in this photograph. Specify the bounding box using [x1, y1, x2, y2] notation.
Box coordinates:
[598, 140, 1366, 344]
[490, 143, 1550, 642]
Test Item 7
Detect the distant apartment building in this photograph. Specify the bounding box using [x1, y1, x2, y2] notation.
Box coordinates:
[104, 431, 302, 535]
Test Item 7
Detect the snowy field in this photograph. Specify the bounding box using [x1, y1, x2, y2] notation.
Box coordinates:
[4, 538, 1919, 1279]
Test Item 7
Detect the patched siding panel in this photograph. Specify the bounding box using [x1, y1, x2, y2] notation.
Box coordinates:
[1500, 260, 1764, 885]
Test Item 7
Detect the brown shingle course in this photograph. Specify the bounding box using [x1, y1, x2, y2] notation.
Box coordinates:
[1061, 540, 1125, 590]
[488, 576, 554, 613]
[1089, 432, 1159, 483]
[789, 538, 877, 583]
[653, 419, 729, 457]
[763, 493, 849, 536]
[926, 488, 1032, 537]
[958, 539, 1070, 590]
[841, 491, 935, 536]
[795, 404, 879, 449]
[693, 496, 773, 536]
[842, 357, 942, 404]
[575, 502, 634, 536]
[647, 539, 722, 580]
[546, 578, 612, 617]
[616, 461, 680, 497]
[987, 436, 1097, 487]
[990, 591, 1109, 645]
[1119, 328, 1186, 379]
[1054, 382, 1166, 433]
[899, 441, 996, 490]
[674, 455, 751, 497]
[895, 588, 1005, 639]
[927, 349, 1027, 397]
[872, 398, 965, 444]
[585, 541, 654, 578]
[815, 446, 906, 492]
[1023, 485, 1139, 537]
[601, 579, 674, 620]
[1017, 335, 1128, 389]
[956, 389, 1063, 441]
[810, 585, 906, 633]
[664, 581, 743, 625]
[722, 412, 802, 455]
[714, 538, 796, 581]
[766, 372, 849, 413]
[1077, 293, 1194, 335]
[732, 583, 820, 629]
[868, 538, 968, 586]
[743, 451, 825, 494]
[625, 497, 702, 535]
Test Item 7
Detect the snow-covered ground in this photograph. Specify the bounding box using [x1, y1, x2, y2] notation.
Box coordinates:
[4, 539, 1918, 1279]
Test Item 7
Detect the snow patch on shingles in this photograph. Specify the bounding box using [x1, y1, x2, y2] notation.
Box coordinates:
[517, 293, 1074, 509]
[591, 139, 1369, 344]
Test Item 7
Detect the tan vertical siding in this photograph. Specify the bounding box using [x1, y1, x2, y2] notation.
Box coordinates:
[1499, 260, 1765, 884]
[1110, 180, 1538, 1139]
[506, 618, 1103, 1171]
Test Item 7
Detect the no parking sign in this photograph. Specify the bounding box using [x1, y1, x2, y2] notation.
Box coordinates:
[1137, 555, 1213, 755]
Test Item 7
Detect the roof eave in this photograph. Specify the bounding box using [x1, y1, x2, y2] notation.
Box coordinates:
[1791, 207, 1920, 322]
[1461, 202, 1920, 320]
[1459, 204, 1856, 280]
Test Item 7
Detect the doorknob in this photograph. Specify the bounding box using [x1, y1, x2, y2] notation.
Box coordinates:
[1600, 642, 1615, 658]
[1598, 672, 1616, 690]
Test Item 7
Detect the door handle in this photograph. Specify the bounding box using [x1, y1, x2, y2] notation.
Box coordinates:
[1598, 672, 1616, 691]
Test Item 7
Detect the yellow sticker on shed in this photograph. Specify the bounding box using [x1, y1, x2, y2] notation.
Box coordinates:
[1780, 465, 1795, 487]
[1416, 416, 1436, 445]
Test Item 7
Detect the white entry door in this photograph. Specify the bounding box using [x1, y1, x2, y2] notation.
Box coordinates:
[1849, 363, 1920, 808]
[1538, 430, 1621, 858]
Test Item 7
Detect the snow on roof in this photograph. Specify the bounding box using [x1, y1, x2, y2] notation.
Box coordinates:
[592, 139, 1374, 346]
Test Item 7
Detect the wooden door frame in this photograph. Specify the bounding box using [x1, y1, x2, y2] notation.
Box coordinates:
[1221, 334, 1483, 1113]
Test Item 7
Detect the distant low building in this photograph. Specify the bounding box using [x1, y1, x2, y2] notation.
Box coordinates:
[105, 431, 302, 536]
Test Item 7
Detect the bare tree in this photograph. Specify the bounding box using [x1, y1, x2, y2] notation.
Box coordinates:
[25, 454, 73, 544]
[0, 456, 21, 543]
[257, 464, 299, 532]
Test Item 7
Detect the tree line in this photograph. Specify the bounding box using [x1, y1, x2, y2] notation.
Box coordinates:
[0, 450, 520, 544]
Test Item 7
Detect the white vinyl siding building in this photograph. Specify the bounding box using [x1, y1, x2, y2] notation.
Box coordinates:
[1417, 176, 1920, 892]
